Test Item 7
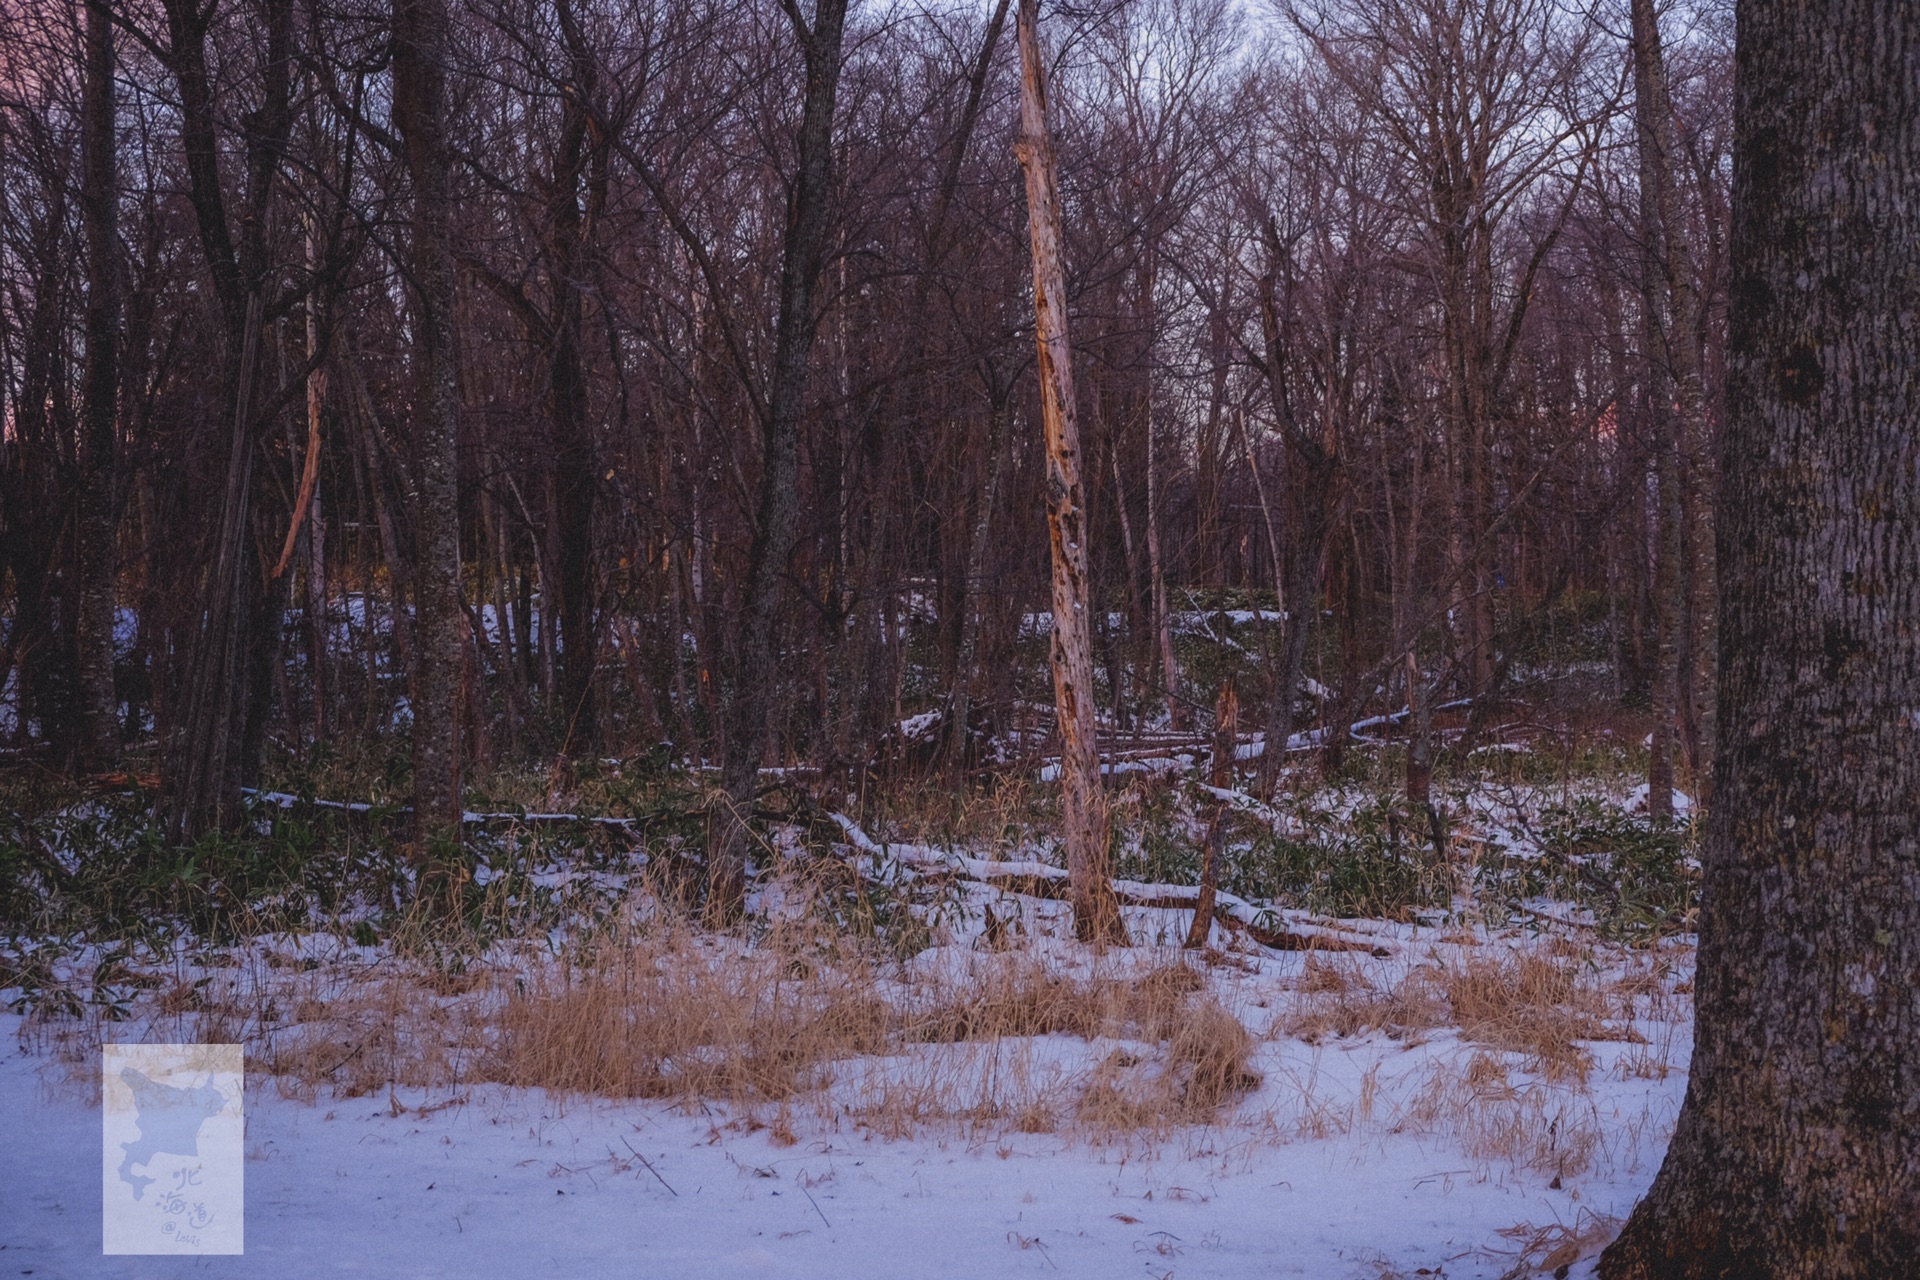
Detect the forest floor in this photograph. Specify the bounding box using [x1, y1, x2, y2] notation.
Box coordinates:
[2, 668, 1700, 1277]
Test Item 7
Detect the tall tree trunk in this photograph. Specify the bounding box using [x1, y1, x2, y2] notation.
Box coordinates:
[706, 0, 850, 921]
[1636, 22, 1685, 824]
[1250, 232, 1339, 801]
[1644, 372, 1683, 825]
[1631, 0, 1717, 810]
[548, 0, 603, 754]
[165, 296, 266, 841]
[394, 0, 464, 859]
[75, 0, 119, 771]
[1600, 1, 1920, 1273]
[301, 237, 328, 743]
[1143, 357, 1183, 731]
[1014, 0, 1126, 946]
[1136, 251, 1183, 730]
[946, 388, 1011, 780]
[159, 0, 292, 841]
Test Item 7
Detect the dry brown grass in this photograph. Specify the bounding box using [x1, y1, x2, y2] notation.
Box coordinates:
[17, 888, 1683, 1187]
[1400, 1053, 1605, 1180]
[1283, 946, 1637, 1081]
[1490, 1212, 1622, 1278]
[1437, 951, 1628, 1080]
[1283, 954, 1449, 1044]
[44, 915, 1263, 1142]
[488, 938, 893, 1101]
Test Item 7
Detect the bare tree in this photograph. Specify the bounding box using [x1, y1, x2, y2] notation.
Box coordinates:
[75, 0, 119, 769]
[705, 0, 850, 921]
[158, 0, 296, 841]
[1015, 0, 1125, 946]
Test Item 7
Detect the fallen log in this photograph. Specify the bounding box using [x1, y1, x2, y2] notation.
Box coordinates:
[825, 811, 1392, 956]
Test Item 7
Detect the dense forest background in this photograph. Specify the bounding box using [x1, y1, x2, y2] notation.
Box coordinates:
[0, 0, 1729, 839]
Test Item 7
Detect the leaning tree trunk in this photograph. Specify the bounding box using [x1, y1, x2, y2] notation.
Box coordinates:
[394, 0, 464, 860]
[1014, 0, 1126, 946]
[1599, 1, 1920, 1274]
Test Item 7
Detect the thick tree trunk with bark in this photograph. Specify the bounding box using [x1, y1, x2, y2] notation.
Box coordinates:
[1600, 1, 1920, 1273]
[1014, 0, 1126, 946]
[706, 0, 849, 921]
[394, 0, 464, 858]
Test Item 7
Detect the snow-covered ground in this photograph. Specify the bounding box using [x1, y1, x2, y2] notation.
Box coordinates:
[2, 927, 1686, 1279]
[2, 759, 1697, 1277]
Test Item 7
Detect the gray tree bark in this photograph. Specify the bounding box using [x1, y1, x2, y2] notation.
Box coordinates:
[1632, 0, 1710, 824]
[1600, 0, 1920, 1273]
[394, 0, 464, 860]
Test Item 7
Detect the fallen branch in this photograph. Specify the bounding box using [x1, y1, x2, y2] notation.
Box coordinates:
[245, 789, 647, 835]
[825, 812, 1390, 956]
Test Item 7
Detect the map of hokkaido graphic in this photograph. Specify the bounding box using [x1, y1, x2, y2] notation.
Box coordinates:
[115, 1067, 229, 1200]
[102, 1045, 244, 1255]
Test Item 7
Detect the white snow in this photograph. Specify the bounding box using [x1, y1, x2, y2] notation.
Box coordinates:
[1, 971, 1675, 1280]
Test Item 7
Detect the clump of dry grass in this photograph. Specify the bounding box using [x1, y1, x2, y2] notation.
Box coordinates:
[1401, 1053, 1604, 1180]
[1283, 954, 1450, 1044]
[904, 955, 1201, 1044]
[51, 911, 1263, 1142]
[1437, 951, 1627, 1080]
[1489, 1212, 1622, 1278]
[488, 936, 1259, 1136]
[1077, 994, 1264, 1130]
[1283, 946, 1635, 1081]
[488, 936, 894, 1101]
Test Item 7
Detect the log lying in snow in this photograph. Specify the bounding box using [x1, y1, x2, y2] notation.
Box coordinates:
[246, 789, 644, 835]
[1031, 698, 1477, 780]
[826, 812, 1391, 956]
[235, 789, 1387, 955]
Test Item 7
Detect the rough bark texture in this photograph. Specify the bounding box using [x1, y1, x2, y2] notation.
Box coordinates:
[1599, 1, 1920, 1274]
[394, 0, 464, 856]
[707, 0, 849, 921]
[75, 0, 120, 770]
[1015, 0, 1127, 947]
